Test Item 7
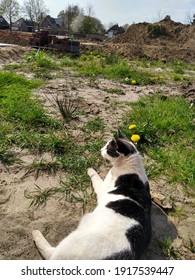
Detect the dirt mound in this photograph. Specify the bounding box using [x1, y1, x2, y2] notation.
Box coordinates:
[110, 19, 195, 62]
[0, 31, 29, 46]
[113, 19, 190, 46]
[0, 46, 31, 67]
[81, 19, 195, 62]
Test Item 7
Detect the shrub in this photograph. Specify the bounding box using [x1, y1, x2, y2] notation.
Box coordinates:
[148, 24, 167, 38]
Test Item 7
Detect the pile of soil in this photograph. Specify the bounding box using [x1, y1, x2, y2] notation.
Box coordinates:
[81, 19, 195, 62]
[0, 31, 30, 46]
[0, 46, 31, 66]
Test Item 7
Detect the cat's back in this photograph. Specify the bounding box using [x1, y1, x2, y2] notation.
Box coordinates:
[105, 172, 151, 259]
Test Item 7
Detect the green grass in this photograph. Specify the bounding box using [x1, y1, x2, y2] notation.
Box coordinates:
[122, 95, 195, 189]
[138, 59, 195, 83]
[157, 237, 179, 259]
[104, 87, 125, 95]
[24, 158, 62, 180]
[83, 116, 105, 133]
[3, 50, 61, 79]
[76, 54, 164, 85]
[0, 72, 43, 125]
[0, 72, 64, 155]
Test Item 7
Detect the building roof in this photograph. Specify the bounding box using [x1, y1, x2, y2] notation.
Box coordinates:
[0, 16, 9, 26]
[106, 24, 124, 33]
[43, 15, 63, 28]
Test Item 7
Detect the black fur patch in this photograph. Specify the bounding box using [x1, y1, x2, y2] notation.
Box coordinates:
[104, 250, 133, 260]
[116, 139, 136, 156]
[104, 224, 150, 260]
[105, 173, 151, 260]
[125, 224, 150, 259]
[106, 199, 149, 224]
[107, 138, 136, 158]
[109, 173, 151, 209]
[107, 140, 119, 158]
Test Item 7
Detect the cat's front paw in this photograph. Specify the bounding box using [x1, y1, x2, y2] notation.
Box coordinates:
[32, 230, 42, 242]
[87, 168, 96, 177]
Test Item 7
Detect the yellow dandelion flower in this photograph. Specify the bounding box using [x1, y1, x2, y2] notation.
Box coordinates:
[131, 79, 137, 85]
[128, 124, 136, 130]
[131, 134, 141, 142]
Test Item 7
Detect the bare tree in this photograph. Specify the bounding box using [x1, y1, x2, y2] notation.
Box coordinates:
[185, 10, 194, 24]
[122, 24, 129, 32]
[107, 22, 117, 29]
[153, 9, 166, 22]
[22, 0, 49, 31]
[85, 3, 94, 18]
[82, 3, 95, 34]
[0, 0, 20, 29]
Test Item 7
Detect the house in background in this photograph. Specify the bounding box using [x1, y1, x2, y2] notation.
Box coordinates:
[40, 15, 64, 30]
[105, 24, 125, 38]
[0, 16, 9, 29]
[12, 18, 34, 32]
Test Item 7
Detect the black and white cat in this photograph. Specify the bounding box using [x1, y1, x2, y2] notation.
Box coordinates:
[32, 129, 151, 259]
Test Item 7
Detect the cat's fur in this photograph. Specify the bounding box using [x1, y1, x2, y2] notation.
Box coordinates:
[32, 129, 151, 260]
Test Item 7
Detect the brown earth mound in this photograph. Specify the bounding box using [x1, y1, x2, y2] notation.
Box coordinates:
[81, 19, 195, 62]
[0, 31, 29, 46]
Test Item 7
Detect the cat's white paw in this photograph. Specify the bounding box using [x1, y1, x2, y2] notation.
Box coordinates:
[87, 168, 96, 177]
[32, 230, 42, 241]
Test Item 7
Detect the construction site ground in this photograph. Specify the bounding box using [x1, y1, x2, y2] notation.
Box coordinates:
[0, 19, 195, 260]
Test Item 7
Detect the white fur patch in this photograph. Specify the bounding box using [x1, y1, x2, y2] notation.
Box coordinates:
[50, 207, 138, 259]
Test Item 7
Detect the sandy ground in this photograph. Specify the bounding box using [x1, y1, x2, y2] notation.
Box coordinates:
[0, 46, 194, 260]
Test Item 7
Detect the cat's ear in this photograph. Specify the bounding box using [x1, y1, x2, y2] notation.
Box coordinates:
[117, 129, 129, 140]
[116, 138, 137, 156]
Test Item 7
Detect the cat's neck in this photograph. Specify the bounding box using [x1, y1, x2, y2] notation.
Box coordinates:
[110, 153, 147, 183]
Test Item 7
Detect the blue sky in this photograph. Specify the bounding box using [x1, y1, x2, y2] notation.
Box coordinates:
[18, 0, 195, 27]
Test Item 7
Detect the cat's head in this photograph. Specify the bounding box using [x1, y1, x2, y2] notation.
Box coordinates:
[101, 129, 138, 162]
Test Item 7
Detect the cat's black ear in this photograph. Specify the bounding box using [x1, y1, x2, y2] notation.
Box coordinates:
[116, 138, 136, 156]
[117, 129, 129, 140]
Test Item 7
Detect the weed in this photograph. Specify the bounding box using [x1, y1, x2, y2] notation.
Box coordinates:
[3, 63, 25, 71]
[25, 50, 59, 79]
[158, 237, 179, 259]
[172, 74, 183, 81]
[24, 185, 61, 207]
[59, 175, 93, 212]
[25, 158, 62, 180]
[76, 55, 160, 85]
[148, 24, 167, 38]
[60, 55, 79, 67]
[187, 238, 195, 253]
[83, 117, 105, 132]
[0, 149, 20, 166]
[169, 206, 185, 218]
[48, 93, 79, 122]
[84, 137, 104, 154]
[88, 75, 99, 88]
[0, 72, 66, 155]
[104, 54, 120, 65]
[104, 87, 125, 95]
[26, 50, 56, 69]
